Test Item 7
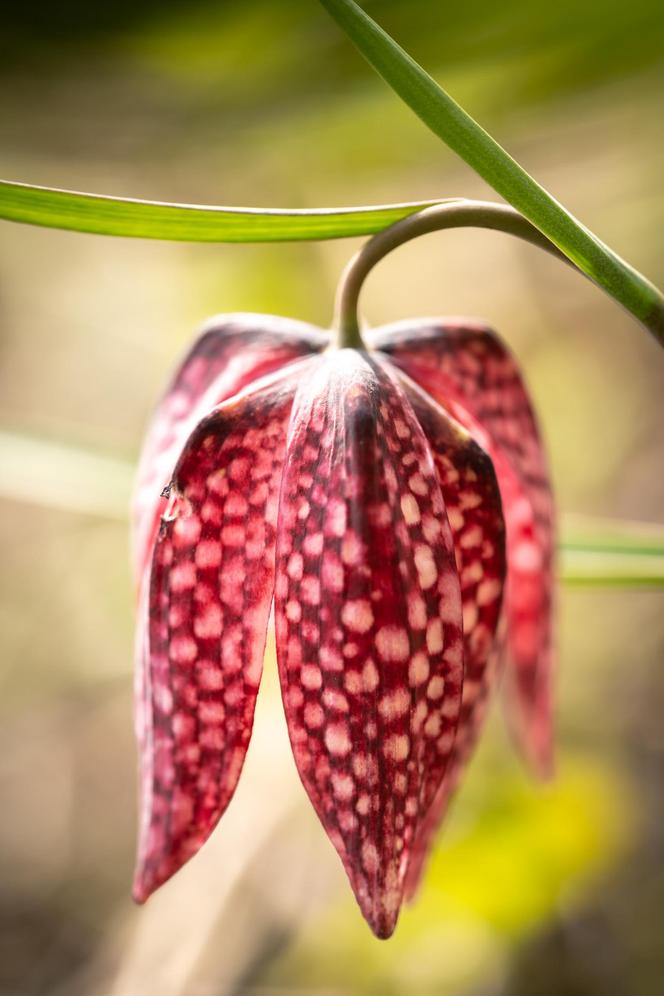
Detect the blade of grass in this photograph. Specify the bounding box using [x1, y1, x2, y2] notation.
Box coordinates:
[559, 550, 664, 588]
[0, 180, 450, 242]
[562, 514, 664, 558]
[1, 430, 662, 586]
[317, 0, 664, 345]
[0, 430, 132, 521]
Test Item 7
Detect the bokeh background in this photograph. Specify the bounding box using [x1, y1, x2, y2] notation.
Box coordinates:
[1, 1, 663, 993]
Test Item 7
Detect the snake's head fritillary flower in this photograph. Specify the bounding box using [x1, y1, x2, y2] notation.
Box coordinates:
[131, 313, 553, 938]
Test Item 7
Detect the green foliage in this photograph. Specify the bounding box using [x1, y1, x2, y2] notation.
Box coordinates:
[317, 0, 664, 342]
[2, 1, 662, 341]
[0, 181, 443, 242]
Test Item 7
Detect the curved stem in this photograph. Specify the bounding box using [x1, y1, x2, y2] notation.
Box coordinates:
[320, 0, 664, 348]
[333, 200, 574, 346]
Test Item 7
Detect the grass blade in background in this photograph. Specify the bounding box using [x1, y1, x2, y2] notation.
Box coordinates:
[317, 0, 664, 345]
[560, 550, 664, 588]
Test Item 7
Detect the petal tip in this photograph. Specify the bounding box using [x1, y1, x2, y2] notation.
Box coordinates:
[131, 873, 152, 905]
[370, 918, 398, 941]
[508, 692, 555, 781]
[362, 898, 401, 941]
[531, 742, 555, 783]
[131, 853, 176, 905]
[353, 866, 406, 941]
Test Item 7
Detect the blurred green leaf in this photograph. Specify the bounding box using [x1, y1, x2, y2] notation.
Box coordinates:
[562, 513, 664, 557]
[561, 514, 664, 586]
[559, 550, 664, 587]
[317, 0, 664, 344]
[0, 180, 447, 242]
[415, 753, 631, 934]
[0, 430, 132, 521]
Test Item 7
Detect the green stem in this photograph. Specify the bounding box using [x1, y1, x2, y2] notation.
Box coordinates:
[334, 200, 569, 344]
[318, 0, 664, 347]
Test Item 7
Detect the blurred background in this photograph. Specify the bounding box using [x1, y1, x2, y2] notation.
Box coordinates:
[1, 1, 663, 993]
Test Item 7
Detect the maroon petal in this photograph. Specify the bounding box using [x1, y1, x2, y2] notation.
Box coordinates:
[275, 349, 464, 938]
[132, 314, 328, 583]
[133, 359, 314, 902]
[383, 366, 506, 897]
[371, 321, 555, 776]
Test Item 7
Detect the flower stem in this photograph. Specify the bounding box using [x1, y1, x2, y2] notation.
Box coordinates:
[333, 200, 581, 345]
[319, 0, 664, 348]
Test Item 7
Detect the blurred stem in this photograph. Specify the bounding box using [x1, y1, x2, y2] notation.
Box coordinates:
[334, 200, 568, 342]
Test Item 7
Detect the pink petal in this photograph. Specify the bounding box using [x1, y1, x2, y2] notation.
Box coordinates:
[133, 360, 314, 902]
[132, 314, 328, 583]
[275, 349, 464, 938]
[371, 321, 555, 776]
[385, 366, 506, 898]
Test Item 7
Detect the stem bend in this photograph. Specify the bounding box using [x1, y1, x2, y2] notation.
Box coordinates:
[333, 200, 576, 348]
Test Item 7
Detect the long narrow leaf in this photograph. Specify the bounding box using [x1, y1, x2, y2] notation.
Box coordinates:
[0, 180, 447, 243]
[1, 430, 662, 586]
[317, 0, 664, 344]
[562, 514, 664, 558]
[560, 551, 664, 588]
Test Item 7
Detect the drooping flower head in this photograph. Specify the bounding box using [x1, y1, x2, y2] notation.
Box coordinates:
[132, 313, 553, 938]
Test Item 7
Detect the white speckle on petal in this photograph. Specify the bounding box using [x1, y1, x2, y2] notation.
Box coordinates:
[426, 618, 444, 654]
[331, 772, 355, 801]
[341, 599, 374, 634]
[414, 545, 437, 589]
[325, 723, 352, 756]
[383, 734, 410, 762]
[326, 499, 347, 537]
[408, 652, 430, 687]
[427, 676, 445, 700]
[362, 659, 380, 692]
[407, 594, 427, 630]
[477, 577, 502, 606]
[400, 493, 421, 525]
[287, 552, 304, 580]
[301, 664, 322, 690]
[378, 689, 411, 721]
[463, 601, 479, 633]
[375, 626, 409, 662]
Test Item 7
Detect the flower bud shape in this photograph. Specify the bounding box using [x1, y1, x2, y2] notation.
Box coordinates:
[132, 313, 553, 938]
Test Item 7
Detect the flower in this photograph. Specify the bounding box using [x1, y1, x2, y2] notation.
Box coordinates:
[131, 312, 553, 938]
